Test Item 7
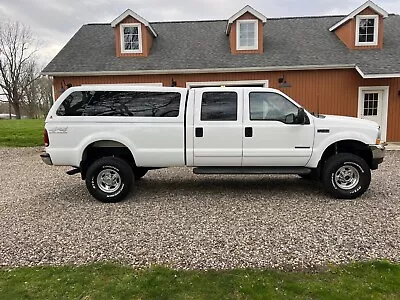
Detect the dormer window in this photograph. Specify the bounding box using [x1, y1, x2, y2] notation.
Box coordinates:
[121, 23, 142, 53]
[236, 20, 258, 50]
[355, 15, 379, 46]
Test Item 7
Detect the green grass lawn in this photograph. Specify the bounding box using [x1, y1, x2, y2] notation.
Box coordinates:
[0, 261, 399, 299]
[0, 119, 44, 147]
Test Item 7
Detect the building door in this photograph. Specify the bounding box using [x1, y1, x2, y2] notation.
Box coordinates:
[358, 87, 389, 141]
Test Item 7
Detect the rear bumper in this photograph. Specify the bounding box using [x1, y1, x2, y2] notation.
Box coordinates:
[369, 144, 385, 170]
[40, 152, 53, 165]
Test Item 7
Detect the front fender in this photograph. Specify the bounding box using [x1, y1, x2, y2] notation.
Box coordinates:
[306, 131, 373, 168]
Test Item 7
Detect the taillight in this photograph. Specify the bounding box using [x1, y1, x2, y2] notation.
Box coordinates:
[44, 129, 49, 147]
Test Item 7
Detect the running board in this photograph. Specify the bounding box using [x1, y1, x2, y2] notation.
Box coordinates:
[193, 167, 311, 175]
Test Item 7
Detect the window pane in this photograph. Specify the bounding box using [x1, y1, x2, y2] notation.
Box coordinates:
[83, 91, 181, 117]
[249, 92, 298, 122]
[123, 26, 140, 51]
[359, 35, 367, 42]
[367, 27, 374, 34]
[367, 19, 375, 26]
[57, 91, 92, 116]
[239, 22, 256, 48]
[201, 92, 237, 121]
[124, 27, 138, 34]
[366, 35, 374, 42]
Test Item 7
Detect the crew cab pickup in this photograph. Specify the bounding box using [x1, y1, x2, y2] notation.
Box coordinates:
[41, 86, 385, 202]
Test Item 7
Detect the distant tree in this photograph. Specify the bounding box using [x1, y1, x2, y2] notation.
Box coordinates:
[0, 22, 39, 119]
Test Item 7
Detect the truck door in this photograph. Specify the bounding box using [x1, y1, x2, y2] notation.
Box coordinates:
[242, 90, 314, 166]
[193, 89, 243, 166]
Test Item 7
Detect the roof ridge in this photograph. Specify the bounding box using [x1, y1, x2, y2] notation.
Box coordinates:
[84, 13, 399, 27]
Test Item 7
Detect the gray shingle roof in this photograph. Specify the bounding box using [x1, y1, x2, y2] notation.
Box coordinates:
[42, 15, 400, 76]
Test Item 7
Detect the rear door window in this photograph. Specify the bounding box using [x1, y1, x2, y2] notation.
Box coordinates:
[201, 92, 238, 121]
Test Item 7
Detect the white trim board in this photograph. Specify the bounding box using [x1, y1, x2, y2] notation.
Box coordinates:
[357, 86, 389, 141]
[186, 80, 268, 88]
[355, 66, 400, 79]
[329, 0, 388, 32]
[42, 64, 356, 77]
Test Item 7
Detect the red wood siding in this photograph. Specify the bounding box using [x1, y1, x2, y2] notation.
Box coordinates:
[53, 69, 400, 141]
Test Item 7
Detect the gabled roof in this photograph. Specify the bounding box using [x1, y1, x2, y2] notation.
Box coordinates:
[329, 0, 389, 32]
[42, 15, 400, 78]
[225, 5, 267, 35]
[111, 9, 158, 37]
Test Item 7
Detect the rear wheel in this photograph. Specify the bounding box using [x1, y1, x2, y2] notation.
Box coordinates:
[322, 153, 371, 199]
[85, 156, 134, 203]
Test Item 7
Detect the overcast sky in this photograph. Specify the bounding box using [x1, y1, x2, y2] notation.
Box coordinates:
[0, 0, 399, 68]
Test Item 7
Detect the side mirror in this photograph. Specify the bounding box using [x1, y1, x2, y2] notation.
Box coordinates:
[285, 113, 295, 124]
[297, 107, 305, 124]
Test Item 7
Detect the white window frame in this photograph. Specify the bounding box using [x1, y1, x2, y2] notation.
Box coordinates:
[120, 23, 143, 54]
[186, 80, 268, 88]
[236, 20, 258, 51]
[355, 15, 379, 46]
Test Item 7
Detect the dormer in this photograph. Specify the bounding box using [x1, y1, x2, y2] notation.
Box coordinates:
[329, 1, 388, 49]
[111, 9, 157, 57]
[225, 5, 267, 54]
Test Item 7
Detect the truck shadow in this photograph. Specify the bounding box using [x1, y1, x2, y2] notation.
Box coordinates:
[52, 175, 328, 204]
[137, 176, 326, 196]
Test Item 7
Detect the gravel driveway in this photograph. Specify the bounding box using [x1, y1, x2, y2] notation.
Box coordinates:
[0, 147, 399, 270]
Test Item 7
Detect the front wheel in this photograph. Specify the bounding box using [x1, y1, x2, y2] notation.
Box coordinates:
[85, 156, 134, 203]
[322, 153, 371, 199]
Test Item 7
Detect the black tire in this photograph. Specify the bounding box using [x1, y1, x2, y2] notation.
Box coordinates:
[85, 156, 134, 203]
[322, 153, 371, 199]
[134, 167, 148, 180]
[298, 169, 319, 180]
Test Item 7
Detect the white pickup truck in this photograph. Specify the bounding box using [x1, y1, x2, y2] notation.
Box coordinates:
[41, 86, 385, 202]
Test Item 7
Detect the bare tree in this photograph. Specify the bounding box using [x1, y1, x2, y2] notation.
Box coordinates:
[33, 76, 53, 117]
[0, 22, 39, 119]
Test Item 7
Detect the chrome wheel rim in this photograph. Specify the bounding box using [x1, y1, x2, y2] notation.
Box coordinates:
[334, 165, 360, 190]
[97, 169, 121, 193]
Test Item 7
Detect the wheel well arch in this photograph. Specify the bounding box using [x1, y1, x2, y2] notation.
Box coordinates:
[80, 140, 136, 179]
[319, 139, 373, 169]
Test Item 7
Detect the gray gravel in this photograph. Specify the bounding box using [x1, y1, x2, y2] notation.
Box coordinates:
[0, 147, 399, 270]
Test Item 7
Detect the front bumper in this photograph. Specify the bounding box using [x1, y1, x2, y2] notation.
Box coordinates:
[40, 152, 53, 165]
[369, 144, 385, 170]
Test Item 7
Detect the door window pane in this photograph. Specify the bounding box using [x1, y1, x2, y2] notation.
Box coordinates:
[249, 92, 298, 122]
[363, 93, 379, 116]
[201, 92, 237, 121]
